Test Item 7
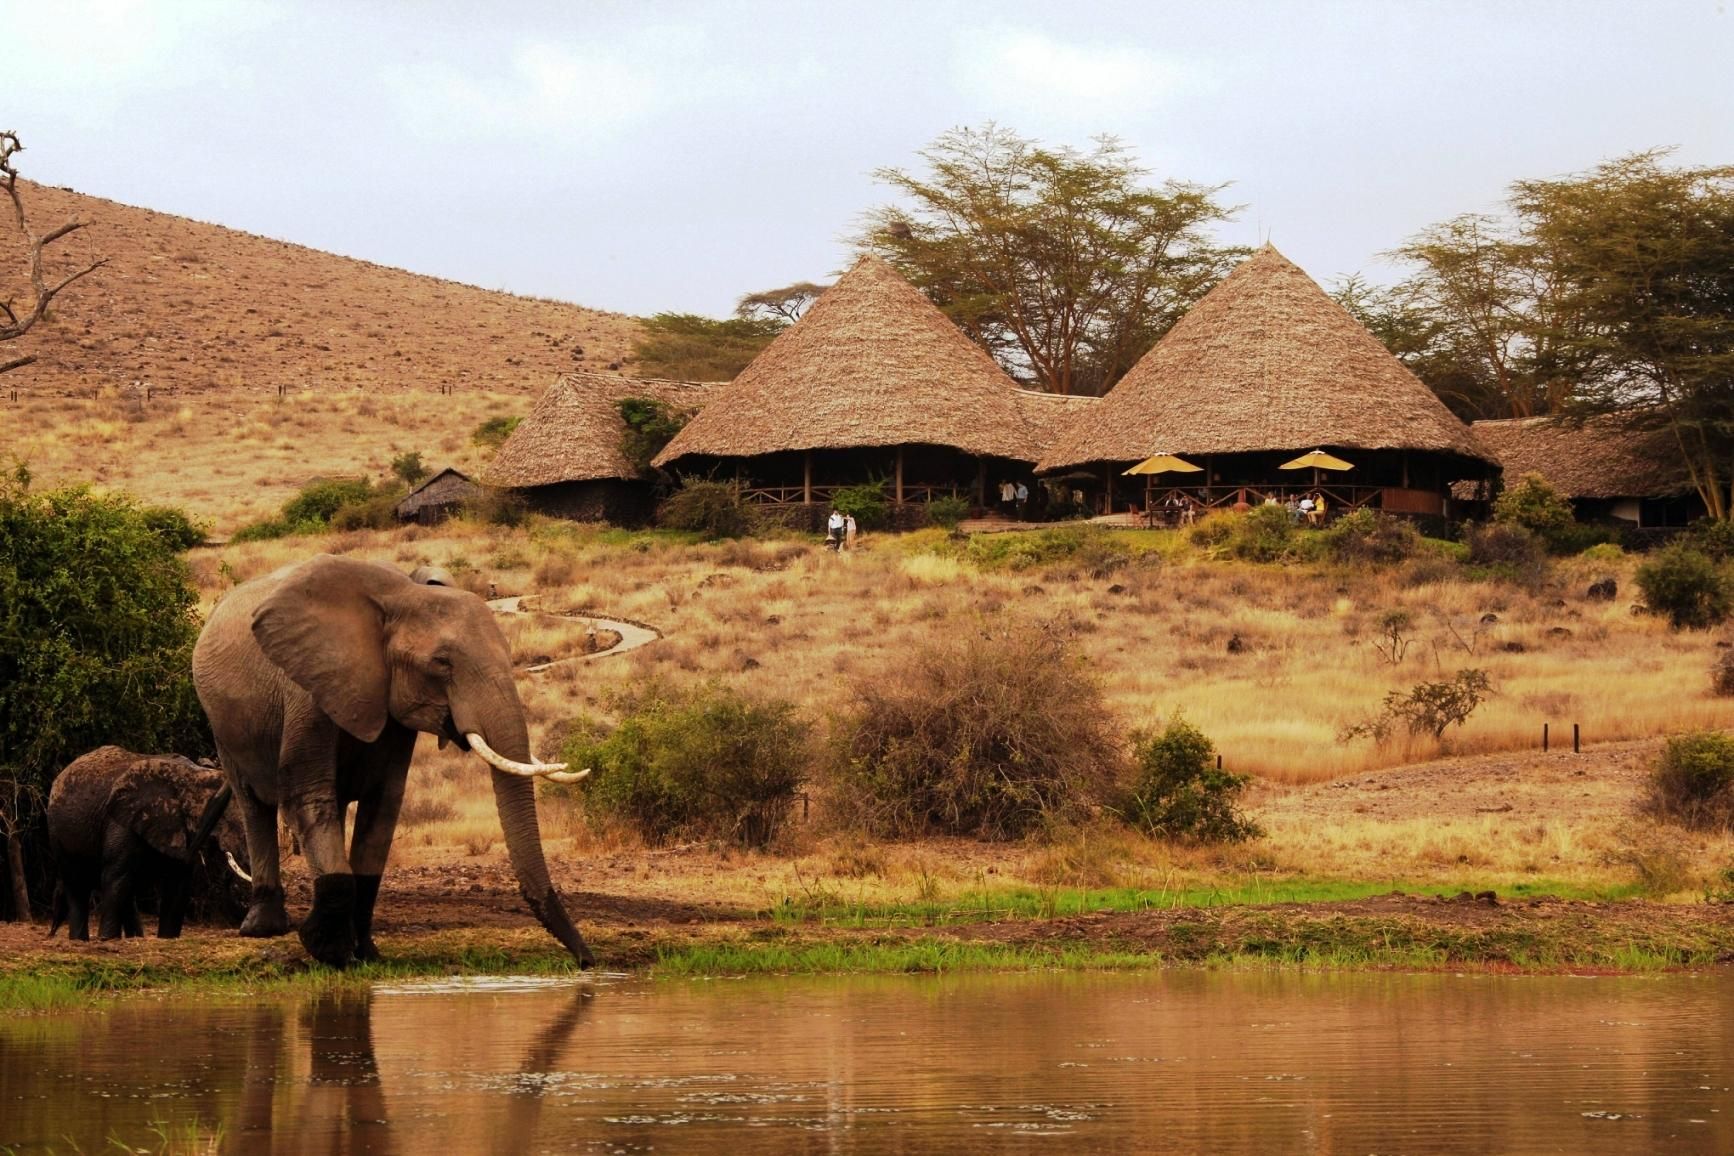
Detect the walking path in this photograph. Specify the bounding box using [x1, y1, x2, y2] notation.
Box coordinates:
[486, 595, 663, 671]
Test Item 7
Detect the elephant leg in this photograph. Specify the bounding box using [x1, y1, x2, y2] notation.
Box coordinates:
[286, 770, 357, 968]
[156, 860, 192, 939]
[232, 785, 289, 938]
[347, 737, 413, 963]
[96, 827, 138, 941]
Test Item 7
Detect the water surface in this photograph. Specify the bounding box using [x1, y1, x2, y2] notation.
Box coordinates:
[3, 969, 1731, 1152]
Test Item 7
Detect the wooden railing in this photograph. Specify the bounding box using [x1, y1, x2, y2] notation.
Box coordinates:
[738, 483, 970, 506]
[1132, 484, 1443, 523]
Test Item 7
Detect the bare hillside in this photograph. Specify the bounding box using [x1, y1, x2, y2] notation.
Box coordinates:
[0, 180, 641, 396]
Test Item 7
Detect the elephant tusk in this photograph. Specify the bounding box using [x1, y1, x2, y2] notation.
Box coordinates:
[225, 851, 253, 884]
[465, 733, 590, 782]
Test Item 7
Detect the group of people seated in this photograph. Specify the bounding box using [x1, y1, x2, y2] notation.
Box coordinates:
[1264, 491, 1330, 526]
[1143, 489, 1332, 527]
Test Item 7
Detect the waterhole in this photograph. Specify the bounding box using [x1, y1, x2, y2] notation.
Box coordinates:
[3, 969, 1732, 1152]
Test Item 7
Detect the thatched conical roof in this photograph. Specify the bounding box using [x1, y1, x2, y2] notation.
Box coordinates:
[484, 372, 714, 488]
[1038, 246, 1491, 473]
[654, 256, 1045, 468]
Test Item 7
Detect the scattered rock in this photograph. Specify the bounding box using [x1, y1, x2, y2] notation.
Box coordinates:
[1106, 583, 1127, 595]
[738, 655, 761, 671]
[764, 615, 781, 626]
[1496, 640, 1527, 653]
[1023, 584, 1046, 596]
[1547, 626, 1573, 639]
[1226, 633, 1248, 654]
[1586, 577, 1618, 601]
[1480, 612, 1499, 625]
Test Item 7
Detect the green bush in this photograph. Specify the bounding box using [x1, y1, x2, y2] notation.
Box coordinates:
[1635, 543, 1731, 630]
[1123, 717, 1261, 843]
[330, 490, 403, 532]
[561, 685, 810, 849]
[832, 481, 890, 531]
[1228, 505, 1297, 562]
[472, 415, 522, 449]
[925, 495, 971, 530]
[1580, 542, 1625, 562]
[138, 505, 208, 551]
[658, 479, 750, 539]
[0, 475, 212, 914]
[1492, 472, 1576, 551]
[1319, 508, 1421, 565]
[1686, 518, 1734, 562]
[617, 397, 690, 474]
[462, 488, 529, 528]
[1643, 732, 1734, 831]
[963, 525, 1125, 571]
[282, 478, 376, 526]
[828, 618, 1124, 840]
[1187, 514, 1235, 549]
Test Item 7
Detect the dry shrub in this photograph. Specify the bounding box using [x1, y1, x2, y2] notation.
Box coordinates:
[397, 791, 458, 828]
[827, 617, 1124, 841]
[1714, 648, 1734, 697]
[533, 552, 578, 589]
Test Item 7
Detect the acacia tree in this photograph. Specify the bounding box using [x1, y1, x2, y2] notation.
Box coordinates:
[859, 125, 1243, 395]
[1522, 153, 1734, 519]
[735, 280, 828, 325]
[1, 131, 105, 376]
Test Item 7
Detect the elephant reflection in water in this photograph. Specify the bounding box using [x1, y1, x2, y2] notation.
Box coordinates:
[223, 988, 593, 1155]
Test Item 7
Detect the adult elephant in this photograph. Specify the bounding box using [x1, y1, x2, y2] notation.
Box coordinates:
[47, 746, 248, 940]
[192, 554, 591, 968]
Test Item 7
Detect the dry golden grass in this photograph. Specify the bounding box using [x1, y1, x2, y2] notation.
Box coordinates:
[172, 518, 1734, 902]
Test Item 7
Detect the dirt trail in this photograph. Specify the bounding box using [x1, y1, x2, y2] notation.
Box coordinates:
[487, 595, 663, 667]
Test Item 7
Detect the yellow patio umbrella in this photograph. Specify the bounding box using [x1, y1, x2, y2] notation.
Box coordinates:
[1123, 452, 1204, 476]
[1279, 448, 1354, 489]
[1279, 449, 1355, 472]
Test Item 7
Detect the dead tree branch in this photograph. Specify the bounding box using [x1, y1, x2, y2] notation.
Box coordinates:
[1, 130, 106, 374]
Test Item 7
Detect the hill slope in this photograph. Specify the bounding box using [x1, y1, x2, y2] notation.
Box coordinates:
[0, 180, 640, 395]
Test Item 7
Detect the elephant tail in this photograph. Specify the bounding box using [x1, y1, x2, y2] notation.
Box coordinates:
[47, 882, 65, 938]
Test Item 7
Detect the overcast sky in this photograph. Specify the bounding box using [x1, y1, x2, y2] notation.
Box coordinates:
[7, 1, 1732, 317]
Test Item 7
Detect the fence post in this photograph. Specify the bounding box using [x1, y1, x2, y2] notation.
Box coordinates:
[1573, 723, 1580, 754]
[1216, 754, 1223, 770]
[1543, 723, 1549, 752]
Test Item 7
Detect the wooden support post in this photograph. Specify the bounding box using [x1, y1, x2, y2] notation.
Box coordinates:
[894, 446, 904, 505]
[1573, 723, 1580, 754]
[1543, 723, 1549, 752]
[803, 450, 812, 505]
[975, 457, 987, 506]
[1401, 451, 1410, 490]
[1105, 463, 1115, 514]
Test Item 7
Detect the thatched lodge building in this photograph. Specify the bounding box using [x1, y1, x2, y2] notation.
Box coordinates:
[652, 256, 1083, 518]
[484, 371, 713, 523]
[1037, 246, 1495, 517]
[1468, 415, 1704, 528]
[394, 467, 479, 524]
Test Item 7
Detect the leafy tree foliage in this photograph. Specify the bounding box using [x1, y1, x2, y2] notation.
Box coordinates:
[390, 451, 428, 486]
[0, 473, 211, 914]
[1635, 543, 1731, 630]
[1491, 472, 1577, 550]
[631, 312, 783, 381]
[616, 397, 691, 474]
[657, 478, 750, 539]
[472, 415, 522, 449]
[859, 124, 1244, 395]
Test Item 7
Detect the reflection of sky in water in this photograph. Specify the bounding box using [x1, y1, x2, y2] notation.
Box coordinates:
[2, 970, 1732, 1153]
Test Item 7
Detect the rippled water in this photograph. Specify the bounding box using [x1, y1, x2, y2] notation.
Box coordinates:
[3, 969, 1732, 1153]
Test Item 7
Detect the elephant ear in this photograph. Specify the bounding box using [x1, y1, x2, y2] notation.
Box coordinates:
[112, 761, 196, 860]
[251, 555, 410, 743]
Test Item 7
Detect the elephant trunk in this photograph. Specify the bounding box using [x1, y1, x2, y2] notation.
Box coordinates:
[492, 769, 594, 968]
[461, 683, 593, 969]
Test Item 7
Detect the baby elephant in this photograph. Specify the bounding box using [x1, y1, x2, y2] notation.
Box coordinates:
[47, 746, 249, 940]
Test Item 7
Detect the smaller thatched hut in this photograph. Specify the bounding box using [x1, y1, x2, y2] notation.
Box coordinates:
[394, 467, 479, 525]
[653, 256, 1067, 516]
[484, 372, 713, 523]
[1469, 415, 1703, 528]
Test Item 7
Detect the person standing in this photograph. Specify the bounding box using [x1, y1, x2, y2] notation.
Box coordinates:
[844, 512, 858, 551]
[1014, 481, 1029, 519]
[826, 507, 845, 550]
